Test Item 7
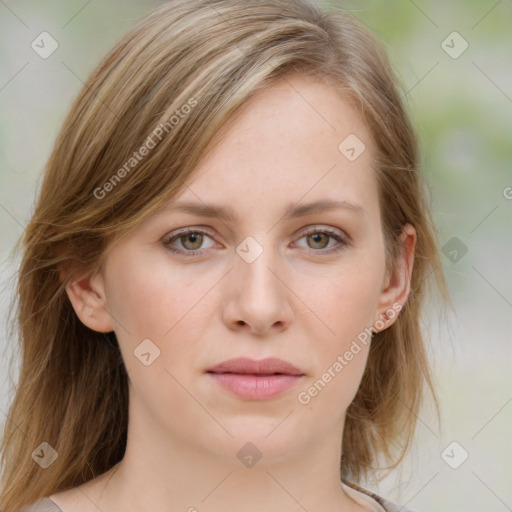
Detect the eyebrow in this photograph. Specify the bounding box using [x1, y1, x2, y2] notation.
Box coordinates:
[162, 198, 367, 222]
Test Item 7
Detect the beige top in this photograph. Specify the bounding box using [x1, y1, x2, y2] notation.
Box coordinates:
[342, 482, 387, 511]
[341, 482, 419, 512]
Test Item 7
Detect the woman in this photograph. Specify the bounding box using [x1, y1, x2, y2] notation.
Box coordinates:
[1, 1, 449, 510]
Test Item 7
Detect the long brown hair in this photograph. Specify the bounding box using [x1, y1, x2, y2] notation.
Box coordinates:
[1, 0, 450, 509]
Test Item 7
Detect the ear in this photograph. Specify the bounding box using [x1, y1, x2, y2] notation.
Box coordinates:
[373, 223, 416, 333]
[60, 263, 114, 333]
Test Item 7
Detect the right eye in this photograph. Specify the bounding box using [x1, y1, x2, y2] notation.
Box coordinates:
[162, 228, 219, 257]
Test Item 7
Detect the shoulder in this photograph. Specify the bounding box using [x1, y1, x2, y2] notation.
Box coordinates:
[20, 498, 63, 512]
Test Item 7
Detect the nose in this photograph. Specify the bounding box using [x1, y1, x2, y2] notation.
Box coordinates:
[221, 241, 293, 335]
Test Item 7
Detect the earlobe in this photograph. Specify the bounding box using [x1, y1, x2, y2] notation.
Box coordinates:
[63, 265, 114, 333]
[374, 224, 416, 331]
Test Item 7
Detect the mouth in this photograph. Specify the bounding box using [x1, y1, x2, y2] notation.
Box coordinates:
[207, 371, 294, 376]
[206, 357, 305, 400]
[206, 357, 305, 376]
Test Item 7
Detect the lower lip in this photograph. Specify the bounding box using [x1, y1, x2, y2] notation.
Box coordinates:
[207, 372, 304, 400]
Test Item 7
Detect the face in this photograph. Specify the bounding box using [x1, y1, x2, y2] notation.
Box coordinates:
[68, 75, 415, 465]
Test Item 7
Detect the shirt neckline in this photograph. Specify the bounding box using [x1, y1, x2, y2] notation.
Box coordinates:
[341, 481, 387, 512]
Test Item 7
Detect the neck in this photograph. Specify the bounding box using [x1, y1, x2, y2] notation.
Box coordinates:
[76, 399, 364, 512]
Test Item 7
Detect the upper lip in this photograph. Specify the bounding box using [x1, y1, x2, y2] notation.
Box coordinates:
[206, 357, 304, 376]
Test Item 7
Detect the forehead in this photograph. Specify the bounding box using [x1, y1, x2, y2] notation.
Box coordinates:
[167, 75, 379, 221]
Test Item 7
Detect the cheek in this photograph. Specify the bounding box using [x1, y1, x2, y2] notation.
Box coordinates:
[103, 252, 206, 401]
[299, 274, 377, 413]
[301, 246, 385, 408]
[317, 255, 385, 342]
[104, 250, 212, 339]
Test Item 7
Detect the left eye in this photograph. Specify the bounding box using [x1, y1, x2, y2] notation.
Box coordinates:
[163, 227, 348, 257]
[293, 228, 347, 252]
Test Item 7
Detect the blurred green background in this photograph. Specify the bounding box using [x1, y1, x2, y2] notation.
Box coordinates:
[1, 1, 511, 510]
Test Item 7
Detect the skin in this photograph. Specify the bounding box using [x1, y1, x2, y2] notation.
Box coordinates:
[55, 75, 416, 512]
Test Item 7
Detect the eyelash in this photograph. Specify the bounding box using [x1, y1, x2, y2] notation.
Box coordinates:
[162, 226, 350, 258]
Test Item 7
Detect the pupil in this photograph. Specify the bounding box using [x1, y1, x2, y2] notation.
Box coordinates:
[183, 233, 202, 249]
[310, 233, 327, 249]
